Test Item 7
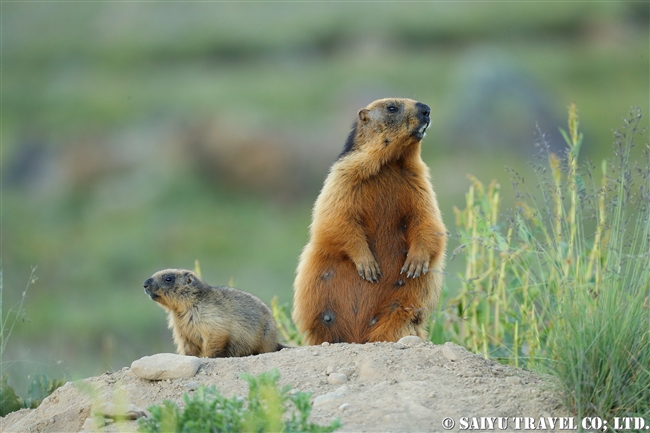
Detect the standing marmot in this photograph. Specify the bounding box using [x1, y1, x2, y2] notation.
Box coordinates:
[293, 98, 447, 345]
[144, 269, 282, 357]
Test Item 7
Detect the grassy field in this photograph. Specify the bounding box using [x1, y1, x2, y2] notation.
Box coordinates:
[2, 1, 648, 398]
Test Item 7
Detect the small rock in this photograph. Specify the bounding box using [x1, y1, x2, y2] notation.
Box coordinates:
[337, 367, 354, 377]
[313, 392, 345, 407]
[184, 381, 199, 391]
[338, 403, 350, 411]
[325, 365, 334, 375]
[80, 416, 105, 432]
[131, 353, 202, 380]
[441, 343, 463, 361]
[393, 343, 407, 350]
[328, 373, 348, 384]
[427, 391, 436, 398]
[321, 341, 330, 347]
[397, 335, 423, 346]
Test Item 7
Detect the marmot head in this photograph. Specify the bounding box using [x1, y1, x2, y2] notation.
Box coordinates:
[143, 269, 201, 310]
[339, 98, 431, 161]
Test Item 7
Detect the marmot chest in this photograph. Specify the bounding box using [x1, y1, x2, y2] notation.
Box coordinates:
[351, 164, 421, 231]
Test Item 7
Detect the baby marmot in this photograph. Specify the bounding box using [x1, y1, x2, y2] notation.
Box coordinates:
[144, 269, 282, 357]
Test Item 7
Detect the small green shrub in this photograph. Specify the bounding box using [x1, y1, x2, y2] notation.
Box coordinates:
[1, 375, 23, 416]
[1, 374, 66, 416]
[137, 370, 341, 433]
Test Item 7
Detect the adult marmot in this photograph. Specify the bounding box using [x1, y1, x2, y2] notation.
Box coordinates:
[293, 98, 446, 345]
[144, 269, 282, 357]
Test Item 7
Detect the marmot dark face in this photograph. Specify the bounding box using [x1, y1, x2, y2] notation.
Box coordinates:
[359, 98, 430, 139]
[339, 98, 431, 161]
[143, 269, 200, 310]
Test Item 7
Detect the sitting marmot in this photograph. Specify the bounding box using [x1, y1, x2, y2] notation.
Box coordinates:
[293, 98, 447, 344]
[144, 269, 283, 357]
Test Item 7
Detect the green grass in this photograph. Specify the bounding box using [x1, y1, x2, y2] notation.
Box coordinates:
[432, 105, 650, 420]
[1, 269, 66, 416]
[544, 108, 650, 418]
[137, 370, 341, 433]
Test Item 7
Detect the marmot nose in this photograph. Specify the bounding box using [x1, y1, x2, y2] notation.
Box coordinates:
[415, 102, 431, 121]
[143, 278, 153, 289]
[416, 103, 431, 118]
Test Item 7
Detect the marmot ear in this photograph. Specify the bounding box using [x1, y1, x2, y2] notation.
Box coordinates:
[358, 109, 369, 122]
[186, 273, 194, 285]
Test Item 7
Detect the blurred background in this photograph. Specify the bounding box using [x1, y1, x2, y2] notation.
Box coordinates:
[2, 2, 648, 393]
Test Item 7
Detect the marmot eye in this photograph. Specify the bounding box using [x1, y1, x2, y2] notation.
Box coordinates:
[387, 105, 398, 113]
[164, 276, 174, 283]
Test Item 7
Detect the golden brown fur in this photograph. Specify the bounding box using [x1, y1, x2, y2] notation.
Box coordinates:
[293, 98, 447, 345]
[144, 269, 281, 357]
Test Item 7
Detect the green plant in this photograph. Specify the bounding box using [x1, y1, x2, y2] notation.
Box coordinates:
[1, 374, 66, 416]
[1, 267, 67, 416]
[1, 267, 35, 364]
[542, 107, 650, 419]
[271, 297, 303, 347]
[138, 370, 341, 433]
[435, 104, 650, 420]
[431, 175, 546, 368]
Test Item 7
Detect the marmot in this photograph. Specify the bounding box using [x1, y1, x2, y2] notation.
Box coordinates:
[144, 269, 283, 357]
[293, 98, 447, 345]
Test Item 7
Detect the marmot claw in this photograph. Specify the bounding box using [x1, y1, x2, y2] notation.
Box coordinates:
[357, 260, 382, 283]
[401, 257, 429, 279]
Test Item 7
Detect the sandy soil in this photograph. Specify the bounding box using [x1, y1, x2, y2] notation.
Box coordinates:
[1, 340, 566, 433]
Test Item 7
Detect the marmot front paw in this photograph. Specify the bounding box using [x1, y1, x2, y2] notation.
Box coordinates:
[356, 258, 382, 283]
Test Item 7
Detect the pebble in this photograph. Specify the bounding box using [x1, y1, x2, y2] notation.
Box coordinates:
[321, 341, 330, 347]
[338, 403, 350, 411]
[131, 353, 202, 380]
[397, 335, 423, 347]
[337, 367, 354, 377]
[327, 373, 348, 384]
[313, 392, 345, 407]
[326, 365, 334, 375]
[441, 343, 463, 361]
[80, 417, 102, 432]
[393, 342, 407, 350]
[184, 381, 199, 391]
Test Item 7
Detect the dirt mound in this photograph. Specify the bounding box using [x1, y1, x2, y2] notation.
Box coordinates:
[1, 340, 565, 432]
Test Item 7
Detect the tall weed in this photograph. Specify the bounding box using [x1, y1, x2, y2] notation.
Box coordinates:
[435, 105, 649, 418]
[1, 268, 65, 416]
